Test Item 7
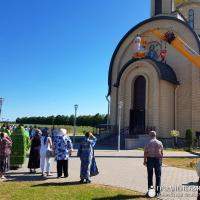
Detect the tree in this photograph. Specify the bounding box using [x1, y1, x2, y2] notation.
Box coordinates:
[185, 129, 193, 150]
[15, 113, 107, 127]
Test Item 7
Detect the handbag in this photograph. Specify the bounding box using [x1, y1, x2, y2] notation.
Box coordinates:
[90, 148, 99, 177]
[90, 156, 99, 176]
[46, 149, 55, 157]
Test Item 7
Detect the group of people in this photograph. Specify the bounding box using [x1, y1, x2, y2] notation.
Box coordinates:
[0, 124, 99, 183]
[1, 123, 164, 197]
[28, 128, 52, 176]
[28, 127, 98, 182]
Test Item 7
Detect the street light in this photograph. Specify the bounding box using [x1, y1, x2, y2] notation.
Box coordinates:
[73, 104, 78, 144]
[118, 101, 123, 151]
[52, 116, 55, 129]
[106, 95, 110, 133]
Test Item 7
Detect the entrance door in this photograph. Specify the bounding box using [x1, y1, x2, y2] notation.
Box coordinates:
[130, 76, 146, 135]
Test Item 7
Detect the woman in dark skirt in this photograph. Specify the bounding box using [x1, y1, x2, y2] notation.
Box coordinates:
[28, 130, 41, 173]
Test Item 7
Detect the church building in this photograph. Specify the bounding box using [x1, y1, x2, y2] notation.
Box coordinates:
[108, 0, 200, 148]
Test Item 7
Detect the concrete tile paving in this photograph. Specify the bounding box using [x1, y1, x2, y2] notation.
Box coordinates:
[3, 150, 199, 200]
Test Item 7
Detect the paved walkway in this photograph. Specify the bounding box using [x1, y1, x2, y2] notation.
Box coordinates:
[3, 150, 200, 200]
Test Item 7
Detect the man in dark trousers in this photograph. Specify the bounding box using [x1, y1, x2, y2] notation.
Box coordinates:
[144, 130, 163, 197]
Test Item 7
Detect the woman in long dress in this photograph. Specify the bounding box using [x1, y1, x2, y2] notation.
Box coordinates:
[0, 132, 12, 179]
[78, 132, 97, 183]
[28, 130, 41, 173]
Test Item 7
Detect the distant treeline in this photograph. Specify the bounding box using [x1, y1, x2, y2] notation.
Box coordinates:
[16, 113, 107, 127]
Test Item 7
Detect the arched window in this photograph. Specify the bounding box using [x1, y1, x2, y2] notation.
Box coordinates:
[188, 9, 194, 29]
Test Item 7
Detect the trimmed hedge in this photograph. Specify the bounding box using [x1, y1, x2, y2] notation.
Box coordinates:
[185, 128, 193, 150]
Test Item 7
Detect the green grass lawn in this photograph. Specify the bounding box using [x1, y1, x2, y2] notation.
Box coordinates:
[163, 157, 200, 170]
[163, 148, 186, 151]
[35, 124, 95, 135]
[137, 147, 200, 152]
[0, 182, 157, 200]
[163, 148, 200, 152]
[137, 148, 186, 151]
[1, 123, 95, 135]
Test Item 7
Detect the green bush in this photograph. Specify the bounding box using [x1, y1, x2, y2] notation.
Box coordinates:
[185, 129, 193, 150]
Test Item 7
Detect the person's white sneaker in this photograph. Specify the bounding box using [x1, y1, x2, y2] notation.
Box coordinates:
[147, 186, 156, 198]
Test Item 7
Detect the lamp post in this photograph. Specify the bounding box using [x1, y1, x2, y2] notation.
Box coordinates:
[73, 104, 78, 144]
[106, 95, 110, 133]
[118, 101, 123, 151]
[52, 116, 55, 126]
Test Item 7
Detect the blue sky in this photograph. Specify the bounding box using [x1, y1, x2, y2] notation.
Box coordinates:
[0, 0, 150, 121]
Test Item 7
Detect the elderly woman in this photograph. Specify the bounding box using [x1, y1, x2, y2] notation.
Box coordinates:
[0, 132, 12, 179]
[77, 132, 97, 183]
[53, 129, 73, 178]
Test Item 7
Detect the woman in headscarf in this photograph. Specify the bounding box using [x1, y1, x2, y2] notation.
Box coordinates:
[53, 129, 73, 178]
[27, 130, 41, 173]
[77, 132, 97, 183]
[40, 128, 53, 176]
[0, 132, 12, 179]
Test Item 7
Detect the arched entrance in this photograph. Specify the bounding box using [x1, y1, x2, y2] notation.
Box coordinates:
[129, 76, 146, 135]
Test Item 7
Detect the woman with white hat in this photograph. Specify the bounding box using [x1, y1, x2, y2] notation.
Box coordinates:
[53, 128, 73, 178]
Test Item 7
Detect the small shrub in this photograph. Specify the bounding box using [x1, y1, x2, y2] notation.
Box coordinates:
[170, 130, 180, 138]
[185, 129, 193, 150]
[170, 130, 180, 147]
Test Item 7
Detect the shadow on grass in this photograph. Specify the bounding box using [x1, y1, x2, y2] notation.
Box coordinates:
[7, 171, 57, 175]
[92, 194, 148, 200]
[5, 174, 48, 182]
[31, 181, 82, 187]
[6, 172, 30, 175]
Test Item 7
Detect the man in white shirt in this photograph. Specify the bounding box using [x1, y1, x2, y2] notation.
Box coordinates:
[144, 130, 163, 197]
